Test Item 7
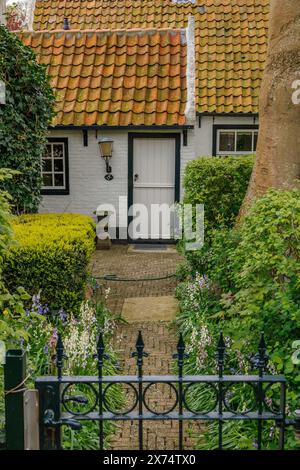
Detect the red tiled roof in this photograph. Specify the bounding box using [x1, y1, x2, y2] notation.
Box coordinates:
[19, 29, 187, 126]
[33, 0, 270, 114]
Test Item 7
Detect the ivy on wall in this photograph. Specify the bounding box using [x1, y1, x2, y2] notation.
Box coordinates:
[0, 26, 55, 213]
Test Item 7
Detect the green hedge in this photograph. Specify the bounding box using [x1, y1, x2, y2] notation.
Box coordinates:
[177, 189, 300, 448]
[182, 155, 254, 274]
[3, 214, 95, 312]
[184, 155, 254, 233]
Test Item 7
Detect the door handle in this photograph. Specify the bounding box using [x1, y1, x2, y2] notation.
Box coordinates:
[134, 174, 139, 182]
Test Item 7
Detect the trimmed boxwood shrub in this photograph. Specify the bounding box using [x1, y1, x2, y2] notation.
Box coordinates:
[184, 155, 254, 233]
[3, 214, 95, 312]
[182, 155, 254, 274]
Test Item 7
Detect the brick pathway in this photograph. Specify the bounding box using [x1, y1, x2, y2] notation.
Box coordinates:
[92, 245, 182, 316]
[91, 246, 200, 450]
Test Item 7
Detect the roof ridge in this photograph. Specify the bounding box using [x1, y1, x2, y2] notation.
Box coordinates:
[20, 27, 185, 35]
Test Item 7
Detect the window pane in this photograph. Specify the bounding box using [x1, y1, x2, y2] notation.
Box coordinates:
[236, 132, 252, 151]
[42, 158, 52, 172]
[43, 174, 53, 187]
[54, 159, 64, 172]
[53, 144, 64, 159]
[54, 174, 64, 187]
[219, 132, 235, 152]
[253, 132, 258, 151]
[44, 144, 52, 158]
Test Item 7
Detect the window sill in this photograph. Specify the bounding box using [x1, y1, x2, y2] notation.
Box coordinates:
[41, 189, 69, 196]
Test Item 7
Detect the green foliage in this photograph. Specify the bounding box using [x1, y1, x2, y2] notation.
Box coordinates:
[182, 155, 254, 274]
[211, 190, 300, 347]
[184, 155, 254, 234]
[0, 288, 122, 450]
[52, 297, 123, 450]
[0, 168, 18, 292]
[3, 214, 95, 312]
[177, 189, 300, 449]
[0, 286, 32, 346]
[0, 25, 55, 213]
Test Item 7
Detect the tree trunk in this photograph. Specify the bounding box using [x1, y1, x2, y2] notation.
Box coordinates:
[239, 0, 300, 217]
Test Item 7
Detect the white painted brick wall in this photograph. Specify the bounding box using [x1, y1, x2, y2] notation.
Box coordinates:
[40, 117, 258, 220]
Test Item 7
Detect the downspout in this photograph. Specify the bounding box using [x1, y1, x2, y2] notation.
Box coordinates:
[26, 0, 36, 30]
[184, 15, 196, 124]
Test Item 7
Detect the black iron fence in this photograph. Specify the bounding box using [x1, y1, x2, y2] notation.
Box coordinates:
[34, 331, 293, 451]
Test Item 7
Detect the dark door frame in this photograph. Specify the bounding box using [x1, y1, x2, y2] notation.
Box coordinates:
[127, 132, 181, 243]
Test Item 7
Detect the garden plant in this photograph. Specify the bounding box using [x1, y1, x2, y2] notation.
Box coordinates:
[177, 157, 300, 450]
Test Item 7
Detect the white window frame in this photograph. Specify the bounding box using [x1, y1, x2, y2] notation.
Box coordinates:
[216, 129, 258, 156]
[41, 139, 69, 194]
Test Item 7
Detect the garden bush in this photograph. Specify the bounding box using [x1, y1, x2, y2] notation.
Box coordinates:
[184, 155, 254, 234]
[176, 189, 300, 449]
[0, 284, 122, 450]
[2, 214, 95, 312]
[182, 155, 254, 274]
[0, 169, 14, 292]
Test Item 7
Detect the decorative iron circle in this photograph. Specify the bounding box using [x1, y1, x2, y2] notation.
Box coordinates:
[183, 382, 218, 414]
[223, 382, 256, 415]
[143, 382, 178, 415]
[61, 382, 98, 416]
[263, 383, 281, 415]
[103, 382, 138, 416]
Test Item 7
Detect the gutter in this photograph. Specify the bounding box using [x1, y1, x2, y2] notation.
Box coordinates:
[49, 125, 194, 130]
[197, 112, 259, 118]
[48, 124, 194, 147]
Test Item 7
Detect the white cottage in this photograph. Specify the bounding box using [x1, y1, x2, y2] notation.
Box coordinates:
[18, 0, 269, 241]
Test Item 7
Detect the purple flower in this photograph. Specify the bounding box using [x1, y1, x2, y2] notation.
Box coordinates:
[25, 308, 30, 317]
[44, 344, 49, 354]
[59, 308, 67, 323]
[38, 305, 44, 315]
[43, 304, 49, 315]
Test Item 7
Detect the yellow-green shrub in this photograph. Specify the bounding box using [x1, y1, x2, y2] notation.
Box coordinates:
[3, 214, 95, 312]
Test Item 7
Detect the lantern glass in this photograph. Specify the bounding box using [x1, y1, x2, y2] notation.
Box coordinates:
[98, 139, 113, 158]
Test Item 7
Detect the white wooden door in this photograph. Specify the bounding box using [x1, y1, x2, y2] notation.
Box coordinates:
[132, 137, 176, 240]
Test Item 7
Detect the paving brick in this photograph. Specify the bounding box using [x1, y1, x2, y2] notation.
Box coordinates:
[91, 246, 202, 450]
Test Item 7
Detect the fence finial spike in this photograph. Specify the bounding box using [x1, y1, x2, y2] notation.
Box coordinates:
[136, 330, 145, 350]
[132, 330, 148, 365]
[173, 332, 189, 374]
[56, 332, 65, 379]
[97, 331, 105, 353]
[217, 330, 226, 350]
[259, 331, 266, 352]
[216, 331, 226, 374]
[94, 331, 109, 376]
[178, 332, 185, 350]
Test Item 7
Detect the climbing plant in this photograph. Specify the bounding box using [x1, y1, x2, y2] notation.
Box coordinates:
[0, 25, 55, 213]
[0, 168, 15, 292]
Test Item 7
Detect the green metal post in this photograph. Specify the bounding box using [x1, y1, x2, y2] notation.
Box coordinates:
[4, 349, 26, 450]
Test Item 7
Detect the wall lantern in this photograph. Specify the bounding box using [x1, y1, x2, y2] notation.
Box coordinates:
[98, 138, 114, 181]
